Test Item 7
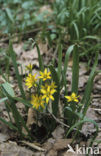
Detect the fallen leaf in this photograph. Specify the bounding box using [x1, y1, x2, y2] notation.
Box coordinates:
[47, 149, 57, 156]
[0, 141, 33, 156]
[52, 126, 65, 140]
[53, 139, 72, 151]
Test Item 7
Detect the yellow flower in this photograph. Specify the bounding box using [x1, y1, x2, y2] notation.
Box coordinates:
[65, 92, 79, 103]
[41, 85, 56, 103]
[26, 64, 33, 71]
[41, 83, 49, 90]
[50, 82, 57, 89]
[41, 82, 57, 91]
[25, 73, 37, 88]
[31, 94, 45, 109]
[39, 68, 51, 81]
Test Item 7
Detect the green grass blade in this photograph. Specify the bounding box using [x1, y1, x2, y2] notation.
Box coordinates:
[0, 117, 18, 130]
[72, 45, 79, 95]
[66, 117, 98, 147]
[64, 45, 75, 76]
[49, 65, 60, 116]
[72, 21, 79, 40]
[61, 45, 75, 94]
[14, 97, 32, 107]
[2, 88, 31, 137]
[34, 42, 44, 71]
[9, 42, 26, 99]
[58, 44, 62, 81]
[81, 52, 99, 115]
[5, 8, 14, 23]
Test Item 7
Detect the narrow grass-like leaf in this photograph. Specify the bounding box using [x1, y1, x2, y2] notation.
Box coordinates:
[64, 45, 75, 76]
[66, 118, 98, 145]
[5, 8, 14, 23]
[9, 42, 26, 99]
[61, 45, 75, 95]
[0, 117, 17, 130]
[49, 65, 59, 86]
[72, 45, 79, 95]
[65, 106, 83, 119]
[81, 52, 99, 115]
[2, 88, 31, 138]
[72, 21, 79, 40]
[49, 65, 60, 116]
[14, 97, 32, 108]
[34, 43, 44, 71]
[83, 35, 100, 40]
[58, 44, 62, 81]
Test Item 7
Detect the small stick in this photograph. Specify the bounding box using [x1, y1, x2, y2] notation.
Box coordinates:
[21, 141, 46, 152]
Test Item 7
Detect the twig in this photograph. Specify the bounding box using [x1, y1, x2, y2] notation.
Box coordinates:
[91, 108, 101, 111]
[21, 141, 46, 152]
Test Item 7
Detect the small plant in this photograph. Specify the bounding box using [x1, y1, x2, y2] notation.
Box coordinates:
[0, 40, 99, 149]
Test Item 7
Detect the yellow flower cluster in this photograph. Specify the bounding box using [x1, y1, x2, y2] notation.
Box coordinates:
[39, 68, 51, 81]
[31, 94, 44, 109]
[41, 82, 57, 103]
[65, 92, 79, 103]
[25, 73, 37, 88]
[25, 67, 57, 110]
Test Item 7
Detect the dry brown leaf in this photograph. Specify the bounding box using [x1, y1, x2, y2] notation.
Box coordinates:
[81, 108, 98, 136]
[52, 126, 65, 140]
[47, 149, 57, 156]
[53, 139, 72, 151]
[13, 42, 48, 75]
[22, 108, 37, 135]
[26, 108, 37, 129]
[0, 141, 33, 156]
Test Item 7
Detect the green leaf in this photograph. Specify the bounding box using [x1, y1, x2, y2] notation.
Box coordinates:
[83, 35, 100, 40]
[67, 117, 98, 147]
[65, 106, 83, 119]
[2, 82, 15, 97]
[4, 91, 31, 137]
[81, 52, 99, 115]
[49, 65, 59, 86]
[9, 42, 26, 99]
[14, 97, 32, 108]
[49, 65, 60, 116]
[72, 45, 79, 95]
[64, 45, 75, 76]
[0, 117, 17, 131]
[61, 45, 74, 94]
[5, 8, 14, 23]
[0, 97, 8, 104]
[58, 44, 62, 80]
[34, 43, 44, 71]
[72, 21, 79, 40]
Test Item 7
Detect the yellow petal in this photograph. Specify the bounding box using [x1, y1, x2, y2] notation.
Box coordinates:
[46, 97, 49, 103]
[71, 92, 76, 98]
[50, 95, 54, 101]
[44, 68, 47, 74]
[74, 99, 79, 103]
